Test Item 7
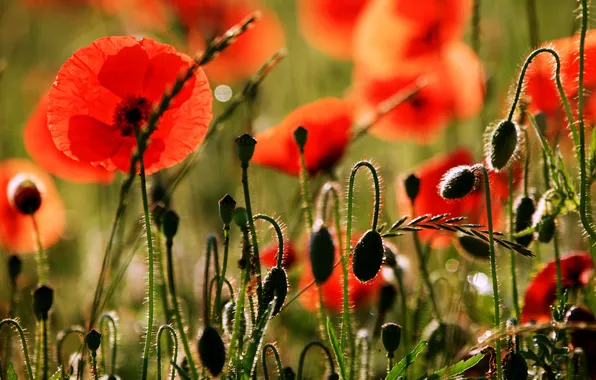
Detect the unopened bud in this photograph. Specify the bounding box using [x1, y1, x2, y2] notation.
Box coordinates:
[84, 329, 102, 352]
[198, 326, 226, 377]
[309, 222, 335, 284]
[162, 210, 179, 240]
[8, 176, 42, 215]
[381, 323, 402, 358]
[293, 126, 308, 151]
[262, 267, 288, 316]
[218, 194, 236, 225]
[487, 119, 519, 171]
[235, 133, 257, 164]
[33, 285, 54, 320]
[233, 207, 250, 229]
[439, 165, 479, 200]
[514, 196, 536, 247]
[352, 230, 384, 283]
[8, 255, 22, 286]
[404, 174, 420, 203]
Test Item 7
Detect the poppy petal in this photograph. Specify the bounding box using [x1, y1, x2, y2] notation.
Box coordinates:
[97, 43, 151, 99]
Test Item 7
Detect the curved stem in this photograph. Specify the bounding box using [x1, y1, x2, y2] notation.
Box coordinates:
[262, 343, 283, 380]
[523, 128, 531, 197]
[296, 342, 335, 380]
[347, 161, 382, 233]
[253, 214, 285, 269]
[203, 235, 220, 326]
[98, 313, 118, 375]
[508, 167, 521, 320]
[214, 224, 231, 327]
[56, 328, 85, 376]
[0, 319, 34, 380]
[157, 325, 179, 380]
[155, 231, 172, 323]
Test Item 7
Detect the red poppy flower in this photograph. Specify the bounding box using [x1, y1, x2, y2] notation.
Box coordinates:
[47, 36, 213, 175]
[297, 0, 370, 60]
[176, 0, 285, 84]
[0, 159, 65, 254]
[252, 98, 353, 176]
[260, 241, 297, 269]
[353, 0, 472, 78]
[24, 94, 115, 184]
[352, 42, 484, 143]
[95, 0, 168, 30]
[521, 252, 593, 324]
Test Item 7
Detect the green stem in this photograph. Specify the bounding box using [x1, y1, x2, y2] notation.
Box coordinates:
[31, 216, 48, 285]
[0, 319, 34, 380]
[90, 352, 98, 380]
[296, 342, 335, 380]
[262, 343, 283, 380]
[412, 233, 441, 323]
[56, 328, 85, 376]
[553, 229, 563, 302]
[387, 357, 393, 374]
[203, 235, 220, 326]
[157, 325, 178, 380]
[214, 224, 231, 327]
[35, 322, 42, 380]
[253, 214, 285, 269]
[508, 167, 521, 320]
[298, 148, 314, 229]
[526, 0, 539, 47]
[156, 231, 172, 323]
[472, 0, 481, 54]
[98, 313, 118, 375]
[42, 318, 48, 380]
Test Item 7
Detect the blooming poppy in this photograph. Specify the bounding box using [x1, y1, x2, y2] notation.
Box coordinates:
[174, 0, 285, 84]
[352, 42, 484, 143]
[353, 0, 472, 78]
[260, 241, 297, 269]
[521, 252, 594, 324]
[297, 0, 370, 60]
[252, 98, 353, 176]
[47, 36, 213, 175]
[0, 159, 65, 254]
[24, 93, 115, 184]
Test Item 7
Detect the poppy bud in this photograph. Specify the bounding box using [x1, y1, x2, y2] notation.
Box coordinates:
[218, 194, 236, 225]
[381, 323, 402, 358]
[455, 235, 490, 261]
[503, 352, 528, 380]
[222, 301, 245, 337]
[327, 373, 339, 380]
[309, 223, 335, 284]
[198, 326, 226, 377]
[536, 218, 555, 243]
[8, 255, 22, 286]
[293, 126, 308, 151]
[33, 285, 54, 320]
[487, 120, 519, 171]
[84, 329, 102, 352]
[262, 267, 288, 316]
[150, 178, 168, 206]
[8, 176, 42, 215]
[352, 230, 384, 283]
[404, 173, 421, 203]
[151, 203, 167, 228]
[379, 284, 397, 315]
[235, 133, 257, 164]
[233, 207, 250, 229]
[283, 367, 296, 380]
[565, 306, 596, 350]
[514, 196, 536, 247]
[162, 210, 179, 240]
[439, 165, 479, 200]
[532, 190, 558, 243]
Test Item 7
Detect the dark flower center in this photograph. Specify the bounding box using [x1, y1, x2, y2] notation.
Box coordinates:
[113, 96, 151, 137]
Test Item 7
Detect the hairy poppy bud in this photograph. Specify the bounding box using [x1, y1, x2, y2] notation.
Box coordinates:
[379, 284, 397, 315]
[8, 176, 42, 215]
[532, 190, 558, 243]
[33, 285, 54, 321]
[283, 367, 296, 380]
[352, 230, 384, 283]
[439, 165, 479, 199]
[487, 120, 519, 171]
[162, 210, 179, 240]
[503, 352, 528, 380]
[293, 126, 308, 151]
[381, 323, 402, 358]
[198, 326, 226, 377]
[233, 207, 250, 229]
[218, 194, 236, 225]
[235, 133, 257, 164]
[222, 301, 245, 337]
[456, 235, 490, 261]
[151, 203, 167, 228]
[8, 255, 22, 286]
[327, 373, 339, 380]
[514, 196, 536, 247]
[404, 173, 421, 203]
[84, 329, 102, 352]
[262, 267, 288, 316]
[309, 222, 335, 284]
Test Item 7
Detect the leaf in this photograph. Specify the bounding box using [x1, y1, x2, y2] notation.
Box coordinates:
[429, 352, 485, 378]
[326, 317, 347, 379]
[385, 341, 427, 380]
[390, 215, 409, 231]
[241, 299, 275, 377]
[49, 368, 63, 380]
[6, 362, 17, 380]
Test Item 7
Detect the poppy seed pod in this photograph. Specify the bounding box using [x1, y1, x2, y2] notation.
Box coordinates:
[514, 196, 536, 247]
[352, 230, 384, 283]
[293, 126, 308, 150]
[309, 223, 335, 284]
[162, 210, 179, 240]
[487, 119, 519, 171]
[233, 207, 250, 229]
[503, 352, 528, 380]
[8, 176, 42, 215]
[84, 329, 102, 352]
[218, 194, 236, 225]
[378, 284, 397, 315]
[262, 267, 288, 316]
[33, 285, 54, 321]
[235, 133, 257, 164]
[381, 323, 402, 358]
[8, 255, 22, 286]
[198, 326, 226, 377]
[456, 235, 490, 261]
[404, 173, 421, 203]
[438, 165, 478, 200]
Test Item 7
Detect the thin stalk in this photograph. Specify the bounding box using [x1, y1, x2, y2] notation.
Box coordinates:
[90, 352, 98, 380]
[98, 313, 118, 375]
[214, 224, 231, 327]
[31, 216, 48, 284]
[523, 128, 531, 197]
[412, 233, 441, 322]
[526, 0, 539, 47]
[157, 325, 178, 380]
[296, 342, 335, 380]
[156, 231, 171, 323]
[508, 167, 521, 320]
[262, 344, 283, 380]
[203, 235, 220, 327]
[298, 147, 314, 229]
[391, 265, 409, 354]
[35, 322, 42, 380]
[56, 328, 84, 379]
[0, 319, 34, 380]
[387, 357, 393, 374]
[472, 0, 481, 54]
[553, 229, 563, 302]
[42, 318, 48, 380]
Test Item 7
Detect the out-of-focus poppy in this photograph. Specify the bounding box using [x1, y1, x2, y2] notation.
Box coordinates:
[0, 159, 65, 254]
[353, 42, 483, 143]
[95, 0, 168, 30]
[353, 0, 472, 78]
[521, 252, 594, 324]
[47, 36, 213, 175]
[260, 241, 297, 269]
[297, 0, 370, 60]
[24, 94, 115, 184]
[252, 98, 353, 176]
[173, 0, 284, 84]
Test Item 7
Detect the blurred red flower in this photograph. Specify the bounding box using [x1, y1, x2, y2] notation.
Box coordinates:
[0, 159, 65, 254]
[25, 94, 115, 184]
[47, 36, 213, 175]
[352, 42, 483, 143]
[96, 0, 168, 30]
[260, 241, 297, 269]
[298, 0, 370, 59]
[521, 252, 594, 324]
[174, 0, 285, 84]
[252, 98, 353, 176]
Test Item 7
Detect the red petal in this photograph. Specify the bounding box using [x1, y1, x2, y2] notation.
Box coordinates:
[143, 52, 196, 108]
[61, 115, 121, 163]
[97, 43, 150, 99]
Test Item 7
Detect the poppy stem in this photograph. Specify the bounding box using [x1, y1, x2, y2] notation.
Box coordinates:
[296, 341, 335, 380]
[347, 161, 381, 233]
[156, 325, 178, 380]
[98, 313, 118, 376]
[297, 147, 314, 230]
[522, 128, 530, 197]
[262, 343, 283, 380]
[253, 214, 285, 269]
[214, 224, 231, 327]
[42, 318, 48, 380]
[55, 327, 85, 374]
[89, 350, 98, 380]
[0, 319, 34, 380]
[31, 215, 48, 285]
[471, 0, 481, 54]
[203, 235, 220, 327]
[525, 0, 540, 47]
[155, 230, 172, 324]
[553, 228, 564, 302]
[508, 167, 521, 320]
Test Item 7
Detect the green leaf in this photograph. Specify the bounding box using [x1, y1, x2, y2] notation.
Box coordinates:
[49, 368, 62, 380]
[241, 299, 275, 377]
[385, 341, 427, 380]
[429, 352, 485, 378]
[326, 317, 347, 379]
[6, 362, 17, 380]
